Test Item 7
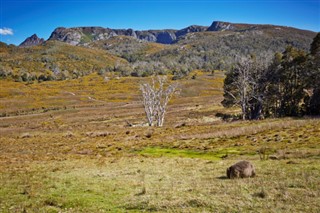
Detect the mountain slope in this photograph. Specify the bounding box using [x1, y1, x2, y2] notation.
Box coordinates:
[0, 41, 125, 81]
[85, 23, 316, 76]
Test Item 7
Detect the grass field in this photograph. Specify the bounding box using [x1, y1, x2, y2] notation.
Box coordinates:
[0, 71, 319, 212]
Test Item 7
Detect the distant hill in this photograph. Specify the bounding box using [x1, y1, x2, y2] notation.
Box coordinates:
[0, 21, 317, 81]
[45, 21, 315, 46]
[0, 41, 124, 81]
[82, 21, 316, 76]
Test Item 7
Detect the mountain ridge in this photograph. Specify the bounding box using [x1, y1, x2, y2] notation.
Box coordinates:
[47, 20, 317, 46]
[47, 24, 208, 45]
[18, 20, 317, 47]
[2, 20, 316, 82]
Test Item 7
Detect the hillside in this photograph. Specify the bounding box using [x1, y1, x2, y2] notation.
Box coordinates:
[87, 25, 315, 76]
[0, 41, 124, 81]
[0, 20, 317, 80]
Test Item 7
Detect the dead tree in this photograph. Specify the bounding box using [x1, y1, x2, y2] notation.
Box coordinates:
[236, 58, 253, 120]
[223, 57, 267, 120]
[140, 76, 177, 127]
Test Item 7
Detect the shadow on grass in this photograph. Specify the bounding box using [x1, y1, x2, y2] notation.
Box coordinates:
[217, 176, 229, 180]
[215, 112, 241, 121]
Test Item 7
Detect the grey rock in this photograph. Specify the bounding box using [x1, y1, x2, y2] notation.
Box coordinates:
[47, 23, 214, 45]
[175, 25, 208, 38]
[154, 31, 177, 44]
[48, 26, 192, 45]
[136, 31, 157, 42]
[19, 34, 45, 47]
[207, 21, 236, 31]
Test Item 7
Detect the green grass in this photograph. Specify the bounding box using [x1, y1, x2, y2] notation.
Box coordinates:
[80, 34, 94, 44]
[2, 157, 319, 212]
[0, 161, 130, 212]
[139, 147, 240, 160]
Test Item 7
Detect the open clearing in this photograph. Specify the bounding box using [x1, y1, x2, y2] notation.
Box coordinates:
[1, 71, 319, 212]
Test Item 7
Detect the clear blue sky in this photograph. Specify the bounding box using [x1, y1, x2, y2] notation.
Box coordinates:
[1, 0, 319, 45]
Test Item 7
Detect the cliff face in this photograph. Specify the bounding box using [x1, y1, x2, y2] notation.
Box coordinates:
[47, 25, 208, 45]
[207, 21, 236, 31]
[176, 25, 208, 37]
[22, 21, 316, 47]
[19, 34, 45, 47]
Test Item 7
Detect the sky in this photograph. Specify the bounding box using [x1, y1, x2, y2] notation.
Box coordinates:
[0, 0, 319, 45]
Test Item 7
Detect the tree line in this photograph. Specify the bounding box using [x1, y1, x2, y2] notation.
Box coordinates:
[222, 33, 320, 119]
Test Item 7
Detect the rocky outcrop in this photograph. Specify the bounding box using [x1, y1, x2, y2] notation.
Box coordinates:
[19, 34, 45, 47]
[49, 27, 110, 45]
[48, 25, 208, 45]
[176, 25, 208, 38]
[150, 30, 177, 44]
[157, 31, 177, 44]
[49, 27, 139, 45]
[113, 29, 137, 38]
[49, 27, 82, 45]
[136, 31, 157, 42]
[207, 21, 236, 31]
[44, 21, 313, 46]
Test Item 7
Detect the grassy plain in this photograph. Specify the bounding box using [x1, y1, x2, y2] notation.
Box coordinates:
[0, 71, 319, 212]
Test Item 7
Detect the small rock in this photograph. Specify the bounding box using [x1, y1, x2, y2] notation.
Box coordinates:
[174, 122, 186, 128]
[64, 131, 74, 138]
[20, 133, 32, 139]
[287, 160, 299, 164]
[269, 155, 279, 160]
[86, 131, 109, 137]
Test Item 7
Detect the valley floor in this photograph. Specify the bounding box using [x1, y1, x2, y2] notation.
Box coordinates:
[0, 72, 319, 212]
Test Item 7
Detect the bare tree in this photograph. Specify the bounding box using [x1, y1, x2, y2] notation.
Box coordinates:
[236, 58, 253, 120]
[223, 57, 267, 120]
[140, 76, 177, 126]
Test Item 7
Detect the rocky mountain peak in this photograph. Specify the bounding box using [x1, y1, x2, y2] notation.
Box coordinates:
[19, 34, 45, 47]
[207, 21, 236, 31]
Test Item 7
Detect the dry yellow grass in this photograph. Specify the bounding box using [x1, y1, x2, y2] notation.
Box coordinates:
[0, 71, 320, 212]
